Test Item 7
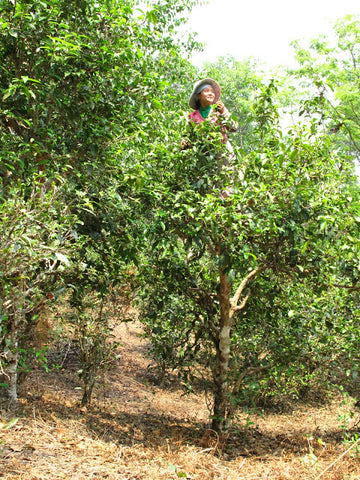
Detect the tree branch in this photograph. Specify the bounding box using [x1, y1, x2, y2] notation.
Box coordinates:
[231, 364, 271, 398]
[232, 292, 250, 314]
[230, 267, 265, 318]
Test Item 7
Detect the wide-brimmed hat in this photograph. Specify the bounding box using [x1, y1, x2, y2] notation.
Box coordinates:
[188, 78, 221, 110]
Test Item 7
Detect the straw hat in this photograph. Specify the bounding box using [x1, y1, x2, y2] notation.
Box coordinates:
[188, 78, 221, 110]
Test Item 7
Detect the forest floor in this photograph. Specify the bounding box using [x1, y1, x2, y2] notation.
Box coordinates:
[1, 320, 360, 480]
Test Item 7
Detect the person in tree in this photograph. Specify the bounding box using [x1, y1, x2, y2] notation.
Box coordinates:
[180, 78, 239, 197]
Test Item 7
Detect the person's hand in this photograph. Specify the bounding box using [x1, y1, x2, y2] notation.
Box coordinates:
[215, 101, 226, 114]
[179, 138, 191, 150]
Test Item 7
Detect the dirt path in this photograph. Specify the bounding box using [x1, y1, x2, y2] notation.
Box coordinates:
[1, 321, 359, 479]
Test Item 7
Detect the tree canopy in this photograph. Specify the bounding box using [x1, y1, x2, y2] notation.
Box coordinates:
[1, 1, 360, 433]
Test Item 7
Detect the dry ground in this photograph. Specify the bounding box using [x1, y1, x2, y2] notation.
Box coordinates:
[1, 321, 360, 479]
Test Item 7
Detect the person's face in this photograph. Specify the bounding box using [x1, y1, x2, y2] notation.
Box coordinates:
[197, 86, 215, 107]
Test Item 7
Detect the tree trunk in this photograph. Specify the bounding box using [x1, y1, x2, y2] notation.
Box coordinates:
[210, 267, 259, 432]
[211, 270, 232, 432]
[81, 378, 95, 407]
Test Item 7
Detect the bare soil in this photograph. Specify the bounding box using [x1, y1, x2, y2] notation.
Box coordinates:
[1, 320, 360, 479]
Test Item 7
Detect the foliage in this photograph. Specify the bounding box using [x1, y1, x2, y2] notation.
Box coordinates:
[0, 180, 77, 406]
[290, 15, 360, 164]
[67, 290, 119, 406]
[0, 0, 202, 406]
[0, 0, 200, 182]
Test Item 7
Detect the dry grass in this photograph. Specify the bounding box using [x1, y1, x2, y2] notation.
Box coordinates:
[1, 321, 360, 479]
